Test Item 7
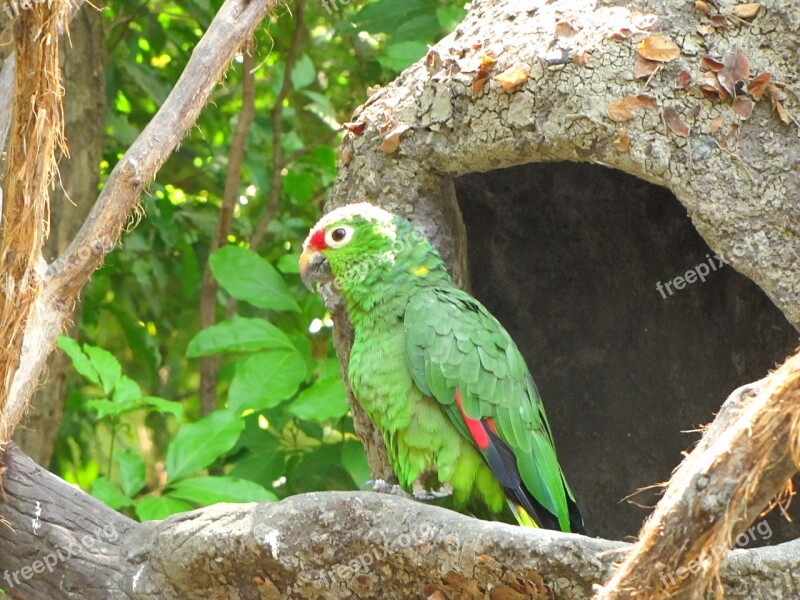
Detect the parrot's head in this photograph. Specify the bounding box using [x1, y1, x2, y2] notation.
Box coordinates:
[299, 203, 448, 298]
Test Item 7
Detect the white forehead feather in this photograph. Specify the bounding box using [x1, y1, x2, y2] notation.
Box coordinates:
[304, 202, 397, 247]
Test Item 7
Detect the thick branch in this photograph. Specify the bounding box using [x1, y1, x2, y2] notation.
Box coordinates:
[0, 444, 798, 599]
[3, 0, 279, 448]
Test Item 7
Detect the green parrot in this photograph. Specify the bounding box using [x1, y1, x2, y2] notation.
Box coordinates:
[299, 203, 584, 533]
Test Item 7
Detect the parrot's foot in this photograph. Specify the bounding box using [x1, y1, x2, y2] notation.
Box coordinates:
[412, 480, 453, 501]
[362, 479, 413, 499]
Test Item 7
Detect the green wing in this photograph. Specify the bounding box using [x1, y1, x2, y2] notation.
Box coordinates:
[404, 286, 576, 531]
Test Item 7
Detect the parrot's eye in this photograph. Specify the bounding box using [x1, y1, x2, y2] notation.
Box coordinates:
[325, 225, 354, 248]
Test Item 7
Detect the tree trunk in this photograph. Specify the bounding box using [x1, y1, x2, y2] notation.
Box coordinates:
[13, 5, 106, 467]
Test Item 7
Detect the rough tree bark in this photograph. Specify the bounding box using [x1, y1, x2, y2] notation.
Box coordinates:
[1, 0, 800, 598]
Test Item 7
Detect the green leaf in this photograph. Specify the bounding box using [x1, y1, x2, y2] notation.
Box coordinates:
[83, 345, 122, 396]
[379, 41, 429, 72]
[186, 317, 296, 357]
[165, 410, 245, 483]
[341, 439, 371, 487]
[87, 398, 138, 420]
[91, 477, 134, 510]
[57, 336, 100, 385]
[209, 246, 299, 312]
[291, 54, 316, 89]
[139, 396, 184, 419]
[135, 496, 193, 521]
[113, 376, 141, 404]
[436, 5, 467, 31]
[228, 351, 308, 413]
[168, 476, 277, 505]
[288, 374, 349, 421]
[276, 253, 301, 275]
[115, 450, 146, 497]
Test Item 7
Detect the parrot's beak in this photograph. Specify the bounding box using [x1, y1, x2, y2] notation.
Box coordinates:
[299, 250, 332, 291]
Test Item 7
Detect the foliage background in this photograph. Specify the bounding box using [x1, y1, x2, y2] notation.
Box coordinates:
[50, 0, 466, 521]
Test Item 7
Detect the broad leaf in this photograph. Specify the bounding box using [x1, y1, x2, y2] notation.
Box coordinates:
[135, 496, 193, 521]
[209, 246, 299, 312]
[288, 373, 348, 421]
[165, 411, 245, 483]
[84, 345, 122, 396]
[92, 477, 134, 510]
[228, 351, 308, 413]
[115, 450, 146, 497]
[186, 317, 295, 357]
[57, 336, 100, 385]
[168, 476, 277, 505]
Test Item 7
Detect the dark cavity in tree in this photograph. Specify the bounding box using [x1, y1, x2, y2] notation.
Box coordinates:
[456, 162, 799, 544]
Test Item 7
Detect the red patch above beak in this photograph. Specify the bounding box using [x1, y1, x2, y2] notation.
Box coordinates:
[307, 229, 327, 252]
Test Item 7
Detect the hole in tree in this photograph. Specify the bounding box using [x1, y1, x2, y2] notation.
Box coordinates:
[455, 162, 798, 544]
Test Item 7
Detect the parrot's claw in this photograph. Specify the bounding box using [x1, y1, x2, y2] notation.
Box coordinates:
[412, 481, 453, 501]
[362, 479, 413, 499]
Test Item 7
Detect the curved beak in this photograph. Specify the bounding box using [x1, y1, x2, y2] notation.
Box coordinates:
[299, 250, 333, 292]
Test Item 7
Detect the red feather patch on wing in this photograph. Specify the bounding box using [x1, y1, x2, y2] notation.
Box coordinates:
[455, 390, 490, 450]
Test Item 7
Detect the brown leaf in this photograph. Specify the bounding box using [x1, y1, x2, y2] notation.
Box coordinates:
[613, 128, 630, 152]
[572, 52, 589, 67]
[718, 48, 750, 96]
[697, 24, 716, 36]
[607, 95, 658, 122]
[472, 70, 491, 93]
[698, 72, 728, 101]
[633, 54, 659, 79]
[664, 107, 690, 137]
[676, 70, 692, 88]
[489, 586, 526, 600]
[459, 51, 498, 73]
[732, 96, 754, 118]
[700, 55, 724, 72]
[775, 100, 791, 125]
[342, 121, 366, 135]
[638, 35, 681, 62]
[694, 0, 709, 14]
[732, 3, 761, 19]
[556, 21, 577, 37]
[748, 73, 771, 100]
[493, 63, 529, 90]
[710, 117, 724, 133]
[710, 14, 729, 28]
[379, 123, 411, 153]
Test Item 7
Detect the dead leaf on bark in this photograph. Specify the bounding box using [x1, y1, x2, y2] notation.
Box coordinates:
[732, 3, 761, 19]
[493, 63, 529, 90]
[613, 127, 630, 152]
[718, 48, 750, 96]
[379, 123, 411, 153]
[664, 107, 690, 137]
[710, 117, 724, 133]
[710, 14, 729, 28]
[748, 73, 771, 100]
[341, 142, 353, 165]
[690, 103, 702, 117]
[459, 51, 498, 73]
[697, 24, 715, 36]
[765, 85, 792, 125]
[698, 72, 728, 101]
[694, 0, 709, 15]
[572, 52, 589, 67]
[775, 101, 791, 125]
[676, 70, 692, 88]
[472, 69, 491, 93]
[700, 55, 724, 72]
[342, 121, 366, 135]
[607, 95, 657, 122]
[555, 21, 577, 37]
[638, 35, 680, 62]
[732, 96, 754, 119]
[633, 54, 659, 79]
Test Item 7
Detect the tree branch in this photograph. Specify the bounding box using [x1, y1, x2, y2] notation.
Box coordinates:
[199, 48, 257, 416]
[0, 443, 798, 599]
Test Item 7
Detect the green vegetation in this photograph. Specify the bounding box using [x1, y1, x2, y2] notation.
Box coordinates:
[52, 0, 465, 520]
